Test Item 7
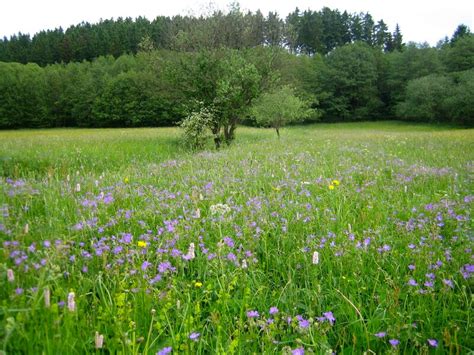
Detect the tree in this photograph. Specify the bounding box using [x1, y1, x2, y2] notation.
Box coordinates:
[251, 86, 312, 137]
[215, 50, 261, 144]
[444, 69, 474, 126]
[442, 34, 474, 72]
[318, 42, 382, 120]
[451, 24, 471, 44]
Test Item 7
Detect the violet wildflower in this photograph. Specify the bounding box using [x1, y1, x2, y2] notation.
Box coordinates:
[298, 318, 310, 328]
[427, 339, 438, 348]
[374, 332, 386, 338]
[292, 348, 305, 355]
[141, 261, 151, 271]
[323, 311, 336, 325]
[157, 347, 172, 355]
[407, 279, 418, 286]
[189, 332, 200, 341]
[389, 339, 399, 347]
[247, 310, 259, 318]
[269, 307, 279, 315]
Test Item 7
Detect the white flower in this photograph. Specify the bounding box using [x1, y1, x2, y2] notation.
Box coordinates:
[312, 251, 320, 265]
[67, 292, 76, 312]
[185, 243, 195, 260]
[75, 183, 81, 192]
[44, 287, 50, 308]
[210, 203, 231, 216]
[7, 268, 14, 282]
[24, 223, 29, 234]
[95, 332, 104, 349]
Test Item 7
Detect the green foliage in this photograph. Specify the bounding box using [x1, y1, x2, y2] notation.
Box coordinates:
[398, 70, 474, 125]
[318, 43, 382, 120]
[180, 107, 215, 150]
[0, 7, 400, 65]
[0, 62, 49, 128]
[251, 86, 313, 136]
[215, 50, 261, 143]
[396, 74, 453, 122]
[442, 34, 474, 72]
[445, 69, 474, 125]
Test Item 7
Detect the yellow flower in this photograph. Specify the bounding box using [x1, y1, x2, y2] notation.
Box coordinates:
[328, 185, 335, 190]
[124, 177, 129, 184]
[194, 281, 203, 288]
[137, 241, 147, 248]
[332, 179, 340, 186]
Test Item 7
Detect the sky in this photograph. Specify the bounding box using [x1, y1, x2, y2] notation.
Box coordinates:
[0, 0, 472, 46]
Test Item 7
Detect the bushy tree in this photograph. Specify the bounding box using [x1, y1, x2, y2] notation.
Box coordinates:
[215, 50, 261, 144]
[442, 34, 474, 72]
[251, 86, 312, 137]
[444, 69, 474, 126]
[318, 42, 382, 120]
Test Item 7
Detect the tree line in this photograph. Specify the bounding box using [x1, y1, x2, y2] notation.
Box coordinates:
[0, 6, 472, 132]
[0, 6, 402, 65]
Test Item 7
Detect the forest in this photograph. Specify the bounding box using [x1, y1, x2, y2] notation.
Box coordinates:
[0, 5, 473, 129]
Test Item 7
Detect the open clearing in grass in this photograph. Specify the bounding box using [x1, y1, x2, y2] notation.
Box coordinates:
[1, 122, 473, 353]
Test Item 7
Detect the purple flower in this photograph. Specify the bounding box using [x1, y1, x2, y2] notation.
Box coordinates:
[427, 339, 438, 347]
[15, 288, 24, 295]
[374, 332, 386, 338]
[407, 279, 418, 287]
[389, 339, 399, 347]
[189, 332, 200, 341]
[292, 348, 305, 355]
[424, 280, 434, 288]
[247, 310, 259, 318]
[298, 318, 310, 328]
[323, 311, 336, 325]
[269, 307, 279, 315]
[141, 261, 151, 271]
[157, 346, 172, 355]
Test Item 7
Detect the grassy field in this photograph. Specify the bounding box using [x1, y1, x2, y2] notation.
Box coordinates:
[0, 122, 473, 354]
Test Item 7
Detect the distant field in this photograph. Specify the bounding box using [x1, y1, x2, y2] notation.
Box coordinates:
[1, 122, 473, 353]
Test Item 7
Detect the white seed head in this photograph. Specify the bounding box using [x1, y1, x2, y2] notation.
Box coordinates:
[312, 251, 320, 265]
[7, 268, 14, 282]
[67, 292, 76, 312]
[95, 332, 104, 349]
[44, 287, 50, 308]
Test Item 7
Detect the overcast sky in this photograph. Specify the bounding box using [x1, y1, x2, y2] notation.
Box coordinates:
[1, 0, 472, 45]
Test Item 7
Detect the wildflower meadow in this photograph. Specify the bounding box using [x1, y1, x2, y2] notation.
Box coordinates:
[0, 122, 473, 353]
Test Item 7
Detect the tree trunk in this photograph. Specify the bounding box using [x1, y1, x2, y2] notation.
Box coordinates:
[214, 136, 221, 149]
[276, 127, 280, 138]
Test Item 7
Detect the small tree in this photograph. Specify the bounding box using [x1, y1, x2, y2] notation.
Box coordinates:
[251, 86, 310, 137]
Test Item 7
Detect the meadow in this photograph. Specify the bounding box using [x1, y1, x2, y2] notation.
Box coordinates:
[0, 122, 473, 354]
